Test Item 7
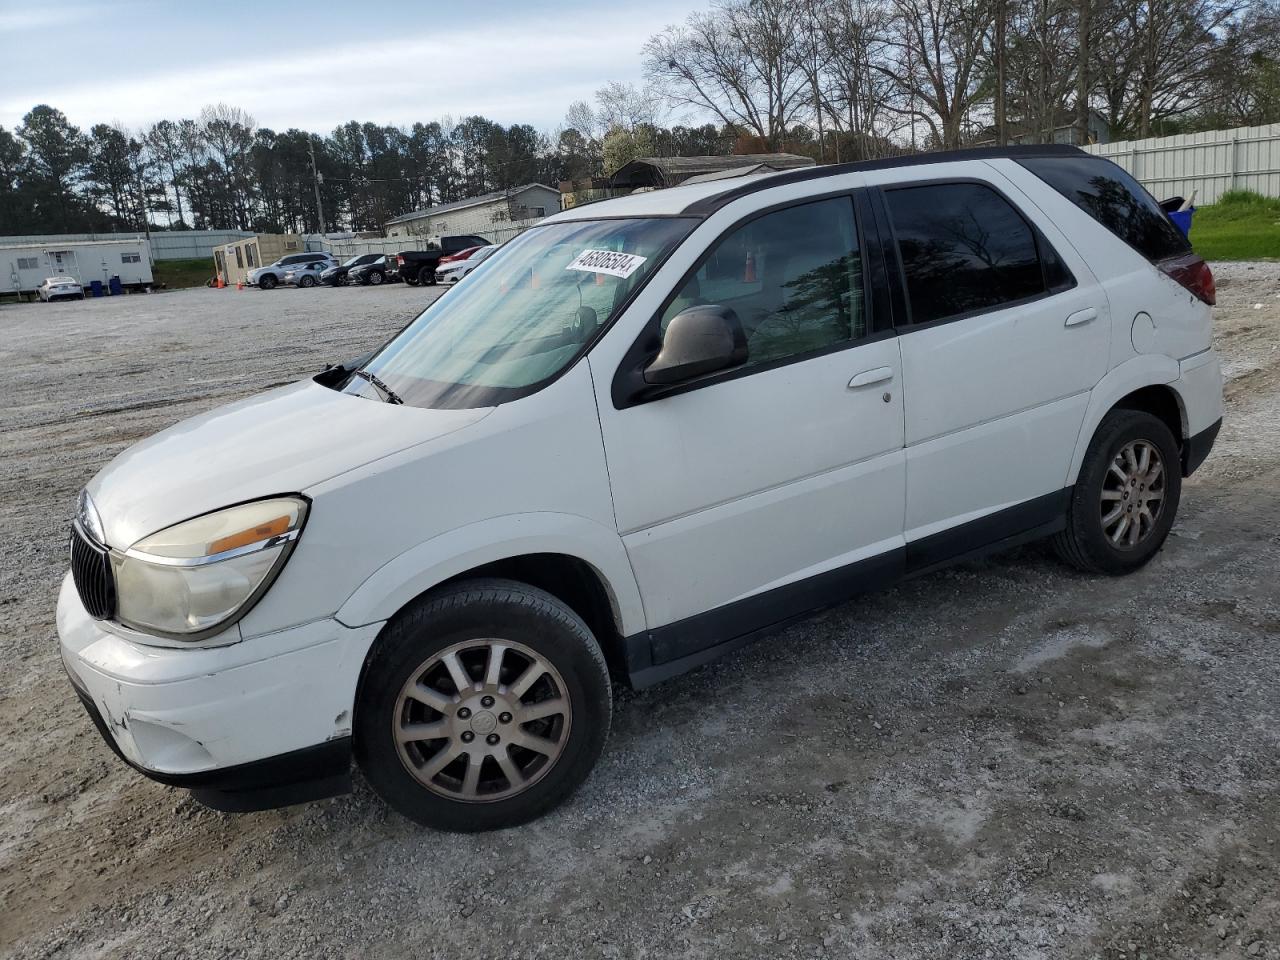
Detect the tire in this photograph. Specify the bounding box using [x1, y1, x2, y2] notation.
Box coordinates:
[299, 275, 316, 288]
[418, 266, 436, 286]
[355, 579, 612, 832]
[368, 270, 384, 286]
[1053, 408, 1182, 575]
[259, 274, 277, 291]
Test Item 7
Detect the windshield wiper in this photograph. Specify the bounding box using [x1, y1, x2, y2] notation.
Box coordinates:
[350, 369, 404, 405]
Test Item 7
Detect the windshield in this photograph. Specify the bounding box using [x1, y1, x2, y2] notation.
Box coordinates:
[341, 255, 366, 267]
[343, 217, 694, 408]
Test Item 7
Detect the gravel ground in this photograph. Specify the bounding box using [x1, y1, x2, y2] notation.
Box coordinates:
[1, 268, 1278, 960]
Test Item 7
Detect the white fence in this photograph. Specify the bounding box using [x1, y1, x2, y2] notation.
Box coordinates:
[316, 222, 539, 260]
[1084, 122, 1280, 205]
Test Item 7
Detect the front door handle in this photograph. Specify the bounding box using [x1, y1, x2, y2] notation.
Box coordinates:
[1065, 307, 1099, 327]
[848, 366, 894, 389]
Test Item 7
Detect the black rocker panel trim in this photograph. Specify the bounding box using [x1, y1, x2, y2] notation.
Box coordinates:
[625, 487, 1072, 688]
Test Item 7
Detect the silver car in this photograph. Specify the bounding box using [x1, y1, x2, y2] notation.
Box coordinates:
[38, 276, 85, 302]
[247, 253, 336, 290]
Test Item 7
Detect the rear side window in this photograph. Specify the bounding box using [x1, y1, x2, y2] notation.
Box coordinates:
[1018, 156, 1190, 262]
[885, 182, 1046, 325]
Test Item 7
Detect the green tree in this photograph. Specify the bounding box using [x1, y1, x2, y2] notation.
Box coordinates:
[17, 105, 90, 231]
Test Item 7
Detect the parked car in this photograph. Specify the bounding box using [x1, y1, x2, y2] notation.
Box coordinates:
[322, 254, 381, 287]
[435, 243, 500, 283]
[58, 146, 1222, 832]
[348, 256, 391, 286]
[247, 253, 336, 290]
[283, 261, 329, 288]
[37, 276, 85, 301]
[392, 235, 490, 286]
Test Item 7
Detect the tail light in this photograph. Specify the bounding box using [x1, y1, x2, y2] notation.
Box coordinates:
[1160, 253, 1215, 306]
[396, 255, 405, 266]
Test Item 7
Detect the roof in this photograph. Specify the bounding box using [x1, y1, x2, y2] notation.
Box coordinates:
[386, 183, 561, 226]
[544, 144, 1089, 222]
[0, 236, 147, 250]
[610, 153, 814, 188]
[679, 162, 793, 185]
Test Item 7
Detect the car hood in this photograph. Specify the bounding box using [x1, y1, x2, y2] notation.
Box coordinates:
[87, 380, 491, 548]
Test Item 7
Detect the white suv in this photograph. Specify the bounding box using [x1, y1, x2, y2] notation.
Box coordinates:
[58, 146, 1222, 831]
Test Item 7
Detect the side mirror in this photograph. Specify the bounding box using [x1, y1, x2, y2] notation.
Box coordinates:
[643, 305, 747, 385]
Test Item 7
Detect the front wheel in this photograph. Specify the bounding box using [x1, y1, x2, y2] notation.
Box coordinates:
[1054, 408, 1182, 575]
[299, 275, 316, 288]
[355, 579, 612, 832]
[417, 266, 436, 286]
[259, 274, 277, 290]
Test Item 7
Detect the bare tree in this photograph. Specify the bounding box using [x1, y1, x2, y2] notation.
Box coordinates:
[199, 103, 256, 228]
[1092, 0, 1234, 137]
[644, 0, 809, 148]
[878, 0, 993, 149]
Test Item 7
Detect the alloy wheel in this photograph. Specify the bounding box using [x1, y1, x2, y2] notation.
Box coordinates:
[1100, 439, 1166, 549]
[393, 639, 572, 802]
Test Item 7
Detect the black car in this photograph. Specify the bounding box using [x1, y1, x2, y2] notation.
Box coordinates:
[322, 254, 382, 286]
[348, 256, 392, 286]
[392, 235, 491, 286]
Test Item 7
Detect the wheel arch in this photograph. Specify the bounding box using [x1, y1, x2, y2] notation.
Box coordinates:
[336, 513, 645, 671]
[1067, 356, 1188, 486]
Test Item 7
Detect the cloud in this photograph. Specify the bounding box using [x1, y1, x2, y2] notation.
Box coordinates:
[0, 2, 699, 133]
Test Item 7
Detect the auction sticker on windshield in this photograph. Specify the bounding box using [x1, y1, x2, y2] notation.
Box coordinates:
[565, 249, 647, 279]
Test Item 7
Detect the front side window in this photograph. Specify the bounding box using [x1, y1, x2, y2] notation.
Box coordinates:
[346, 217, 694, 408]
[658, 197, 865, 369]
[885, 182, 1045, 325]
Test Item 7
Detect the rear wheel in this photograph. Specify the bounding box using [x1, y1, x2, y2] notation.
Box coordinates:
[368, 270, 384, 286]
[418, 266, 436, 286]
[355, 579, 612, 832]
[1054, 408, 1182, 575]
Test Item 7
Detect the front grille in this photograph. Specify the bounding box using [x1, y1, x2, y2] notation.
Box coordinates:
[70, 524, 116, 620]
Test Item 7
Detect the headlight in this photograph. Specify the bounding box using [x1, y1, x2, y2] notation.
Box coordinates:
[112, 497, 308, 638]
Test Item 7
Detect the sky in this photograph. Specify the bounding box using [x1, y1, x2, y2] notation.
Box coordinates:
[0, 0, 701, 135]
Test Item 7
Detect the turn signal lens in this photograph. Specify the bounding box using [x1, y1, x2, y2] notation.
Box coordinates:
[209, 515, 291, 554]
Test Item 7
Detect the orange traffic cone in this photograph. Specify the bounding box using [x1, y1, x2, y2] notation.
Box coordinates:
[215, 277, 225, 288]
[236, 281, 244, 291]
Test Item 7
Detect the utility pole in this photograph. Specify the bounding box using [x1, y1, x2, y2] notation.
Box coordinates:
[995, 0, 1007, 145]
[309, 139, 326, 233]
[1075, 0, 1091, 145]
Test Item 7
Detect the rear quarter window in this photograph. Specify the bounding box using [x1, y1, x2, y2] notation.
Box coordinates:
[1017, 156, 1190, 263]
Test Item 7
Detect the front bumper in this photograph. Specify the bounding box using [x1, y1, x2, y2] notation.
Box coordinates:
[56, 574, 383, 811]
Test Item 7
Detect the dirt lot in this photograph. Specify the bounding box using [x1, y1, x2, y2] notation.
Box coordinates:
[1, 269, 1278, 960]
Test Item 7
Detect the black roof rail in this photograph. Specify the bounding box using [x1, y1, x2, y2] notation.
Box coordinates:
[681, 143, 1089, 216]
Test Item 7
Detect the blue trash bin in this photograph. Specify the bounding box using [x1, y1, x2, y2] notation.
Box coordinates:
[89, 280, 104, 297]
[1168, 208, 1194, 237]
[108, 275, 123, 296]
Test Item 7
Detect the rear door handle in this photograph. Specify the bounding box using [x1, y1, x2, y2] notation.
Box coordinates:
[848, 366, 894, 389]
[1065, 307, 1099, 327]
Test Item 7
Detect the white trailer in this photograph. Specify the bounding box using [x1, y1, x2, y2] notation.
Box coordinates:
[1, 237, 154, 296]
